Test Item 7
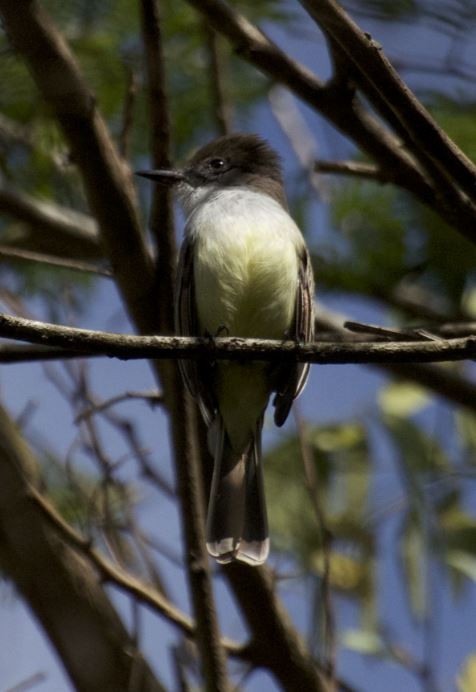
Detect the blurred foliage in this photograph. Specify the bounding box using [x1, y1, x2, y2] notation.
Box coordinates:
[265, 421, 375, 610]
[322, 116, 476, 313]
[39, 447, 140, 569]
[458, 654, 476, 692]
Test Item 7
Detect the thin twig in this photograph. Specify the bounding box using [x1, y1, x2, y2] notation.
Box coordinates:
[269, 87, 328, 200]
[295, 411, 336, 691]
[300, 0, 476, 209]
[28, 486, 194, 635]
[314, 160, 384, 182]
[28, 486, 255, 659]
[343, 320, 443, 342]
[203, 21, 233, 135]
[318, 311, 476, 414]
[5, 672, 47, 692]
[75, 389, 164, 423]
[119, 67, 138, 159]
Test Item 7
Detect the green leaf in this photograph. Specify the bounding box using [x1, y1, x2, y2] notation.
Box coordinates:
[462, 286, 476, 318]
[456, 411, 476, 459]
[309, 550, 372, 597]
[341, 628, 385, 655]
[458, 654, 476, 692]
[379, 382, 430, 417]
[446, 551, 476, 582]
[384, 415, 449, 482]
[399, 515, 427, 619]
[265, 421, 374, 599]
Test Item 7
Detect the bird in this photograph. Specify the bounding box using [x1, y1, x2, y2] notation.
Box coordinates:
[137, 133, 314, 565]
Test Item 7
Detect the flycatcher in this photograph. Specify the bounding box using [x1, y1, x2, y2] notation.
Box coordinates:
[137, 134, 314, 565]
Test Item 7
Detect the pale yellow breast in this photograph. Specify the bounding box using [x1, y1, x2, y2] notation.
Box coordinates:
[192, 190, 302, 339]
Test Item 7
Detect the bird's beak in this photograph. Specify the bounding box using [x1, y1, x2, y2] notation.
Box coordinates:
[135, 168, 185, 185]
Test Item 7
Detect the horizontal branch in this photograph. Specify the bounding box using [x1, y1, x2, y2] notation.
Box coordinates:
[0, 183, 101, 260]
[0, 344, 89, 364]
[0, 312, 475, 365]
[0, 244, 111, 276]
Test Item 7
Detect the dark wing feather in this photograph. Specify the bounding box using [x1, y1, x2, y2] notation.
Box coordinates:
[273, 246, 315, 427]
[175, 234, 216, 424]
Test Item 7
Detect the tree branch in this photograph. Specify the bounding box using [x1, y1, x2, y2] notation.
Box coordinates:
[0, 244, 111, 276]
[0, 183, 101, 260]
[139, 0, 176, 333]
[314, 159, 384, 181]
[29, 485, 197, 638]
[203, 22, 233, 135]
[317, 311, 476, 414]
[0, 312, 475, 365]
[184, 0, 425, 192]
[225, 564, 330, 691]
[300, 0, 476, 207]
[186, 0, 476, 243]
[0, 0, 158, 333]
[0, 403, 166, 692]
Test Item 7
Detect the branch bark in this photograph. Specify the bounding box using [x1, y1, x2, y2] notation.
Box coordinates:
[299, 0, 476, 204]
[0, 312, 475, 365]
[0, 183, 101, 260]
[139, 0, 176, 333]
[225, 564, 330, 691]
[0, 244, 111, 276]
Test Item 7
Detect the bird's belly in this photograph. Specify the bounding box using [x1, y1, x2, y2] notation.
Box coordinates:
[194, 225, 299, 339]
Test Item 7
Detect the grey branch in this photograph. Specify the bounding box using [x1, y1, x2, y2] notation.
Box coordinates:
[300, 0, 476, 203]
[0, 182, 101, 260]
[0, 244, 111, 276]
[0, 312, 475, 365]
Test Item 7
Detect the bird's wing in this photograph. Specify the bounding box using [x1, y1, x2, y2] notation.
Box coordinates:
[273, 246, 315, 427]
[175, 233, 216, 425]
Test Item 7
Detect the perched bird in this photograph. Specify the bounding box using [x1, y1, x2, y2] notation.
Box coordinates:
[137, 134, 314, 565]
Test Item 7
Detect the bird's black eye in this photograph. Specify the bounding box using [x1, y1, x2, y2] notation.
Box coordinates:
[209, 158, 225, 170]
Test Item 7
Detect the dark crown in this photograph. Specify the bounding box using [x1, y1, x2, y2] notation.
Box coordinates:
[187, 133, 283, 182]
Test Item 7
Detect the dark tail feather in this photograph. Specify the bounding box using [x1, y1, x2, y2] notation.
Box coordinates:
[206, 416, 269, 565]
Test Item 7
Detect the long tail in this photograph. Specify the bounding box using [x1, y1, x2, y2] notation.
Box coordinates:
[206, 415, 269, 565]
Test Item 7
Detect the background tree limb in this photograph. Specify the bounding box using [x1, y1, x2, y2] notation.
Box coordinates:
[0, 404, 166, 692]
